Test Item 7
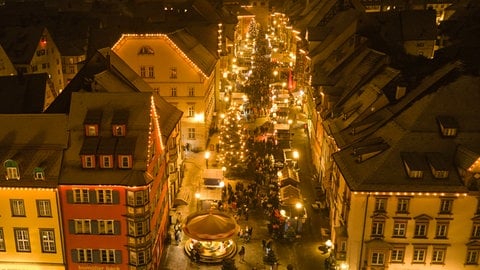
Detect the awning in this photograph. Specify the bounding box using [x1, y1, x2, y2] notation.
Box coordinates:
[197, 187, 222, 201]
[174, 189, 191, 207]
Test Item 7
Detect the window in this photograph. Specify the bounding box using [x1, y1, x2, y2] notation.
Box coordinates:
[34, 168, 45, 180]
[36, 200, 52, 217]
[4, 159, 20, 180]
[392, 221, 407, 237]
[171, 87, 177, 97]
[74, 219, 92, 234]
[439, 199, 453, 214]
[0, 228, 5, 251]
[100, 249, 116, 263]
[128, 219, 150, 237]
[40, 229, 56, 253]
[97, 190, 113, 204]
[371, 221, 384, 237]
[390, 248, 404, 263]
[431, 248, 445, 264]
[188, 104, 195, 117]
[127, 190, 149, 206]
[170, 67, 177, 79]
[140, 66, 154, 78]
[412, 247, 426, 263]
[14, 228, 30, 252]
[86, 125, 97, 136]
[10, 199, 25, 216]
[188, 87, 195, 96]
[472, 223, 480, 239]
[73, 189, 90, 203]
[466, 249, 479, 264]
[101, 156, 112, 168]
[371, 251, 385, 265]
[77, 248, 93, 263]
[113, 125, 125, 136]
[435, 223, 448, 238]
[397, 198, 409, 213]
[374, 197, 387, 212]
[129, 249, 151, 266]
[414, 222, 428, 238]
[118, 155, 132, 169]
[83, 155, 95, 168]
[98, 220, 114, 234]
[188, 128, 196, 139]
[36, 49, 46, 56]
[138, 46, 154, 55]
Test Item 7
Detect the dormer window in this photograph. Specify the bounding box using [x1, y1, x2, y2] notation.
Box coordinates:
[112, 109, 129, 136]
[34, 167, 45, 180]
[116, 137, 135, 169]
[138, 46, 154, 55]
[83, 156, 95, 168]
[426, 152, 449, 179]
[83, 110, 102, 137]
[80, 137, 99, 169]
[4, 159, 20, 180]
[118, 155, 132, 169]
[401, 152, 425, 179]
[436, 115, 458, 137]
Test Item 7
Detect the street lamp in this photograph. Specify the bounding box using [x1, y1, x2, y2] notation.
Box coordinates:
[195, 192, 201, 211]
[292, 150, 299, 169]
[205, 151, 210, 168]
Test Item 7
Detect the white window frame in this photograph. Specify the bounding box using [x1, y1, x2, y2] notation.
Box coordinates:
[393, 222, 407, 237]
[390, 248, 404, 263]
[6, 167, 20, 180]
[14, 228, 30, 252]
[187, 128, 195, 139]
[11, 199, 25, 216]
[397, 198, 409, 213]
[97, 189, 113, 204]
[34, 170, 45, 180]
[37, 200, 52, 217]
[102, 156, 112, 168]
[466, 249, 479, 264]
[100, 249, 116, 263]
[472, 223, 480, 238]
[84, 155, 95, 168]
[77, 248, 93, 263]
[74, 219, 92, 234]
[98, 220, 115, 234]
[40, 229, 56, 253]
[414, 223, 428, 238]
[440, 199, 453, 213]
[435, 223, 448, 238]
[371, 221, 384, 237]
[431, 248, 445, 263]
[412, 248, 426, 263]
[73, 189, 90, 203]
[0, 228, 5, 251]
[371, 251, 385, 265]
[188, 104, 195, 117]
[374, 197, 387, 212]
[118, 155, 131, 168]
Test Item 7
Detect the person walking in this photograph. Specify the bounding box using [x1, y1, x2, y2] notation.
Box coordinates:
[238, 245, 246, 262]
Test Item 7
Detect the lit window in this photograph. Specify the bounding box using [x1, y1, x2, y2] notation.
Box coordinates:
[40, 229, 56, 253]
[34, 168, 45, 180]
[113, 125, 125, 136]
[10, 199, 25, 216]
[128, 219, 150, 237]
[4, 159, 20, 180]
[129, 249, 151, 266]
[100, 249, 116, 263]
[86, 125, 98, 136]
[37, 200, 52, 217]
[97, 190, 113, 204]
[74, 219, 92, 234]
[73, 189, 90, 203]
[188, 104, 195, 117]
[127, 190, 149, 206]
[98, 220, 115, 234]
[14, 228, 30, 252]
[77, 248, 93, 263]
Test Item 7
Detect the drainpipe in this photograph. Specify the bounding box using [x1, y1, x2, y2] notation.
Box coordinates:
[358, 193, 370, 270]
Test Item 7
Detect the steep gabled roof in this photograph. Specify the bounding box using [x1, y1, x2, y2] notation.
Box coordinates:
[0, 73, 49, 113]
[0, 26, 46, 65]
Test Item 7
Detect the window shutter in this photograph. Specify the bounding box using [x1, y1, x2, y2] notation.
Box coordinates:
[115, 250, 122, 263]
[113, 190, 120, 204]
[71, 249, 78, 263]
[69, 220, 75, 234]
[114, 221, 121, 235]
[92, 249, 100, 263]
[66, 190, 73, 203]
[91, 220, 98, 234]
[89, 190, 97, 204]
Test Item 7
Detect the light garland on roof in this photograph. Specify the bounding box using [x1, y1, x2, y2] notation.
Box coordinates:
[112, 34, 208, 78]
[352, 191, 468, 197]
[150, 96, 164, 155]
[0, 187, 56, 191]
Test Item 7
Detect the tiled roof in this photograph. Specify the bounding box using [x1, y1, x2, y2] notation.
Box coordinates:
[333, 75, 480, 193]
[0, 26, 45, 65]
[0, 73, 49, 113]
[0, 114, 68, 187]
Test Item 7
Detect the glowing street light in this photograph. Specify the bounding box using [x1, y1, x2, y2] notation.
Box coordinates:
[205, 151, 211, 168]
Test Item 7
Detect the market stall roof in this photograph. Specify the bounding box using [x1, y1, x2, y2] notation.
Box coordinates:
[173, 189, 191, 207]
[197, 186, 222, 201]
[183, 210, 239, 241]
[279, 184, 302, 205]
[277, 167, 300, 187]
[202, 169, 224, 187]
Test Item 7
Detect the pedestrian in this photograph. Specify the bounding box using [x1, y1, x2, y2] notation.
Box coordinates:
[262, 239, 266, 251]
[238, 245, 245, 262]
[175, 230, 181, 245]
